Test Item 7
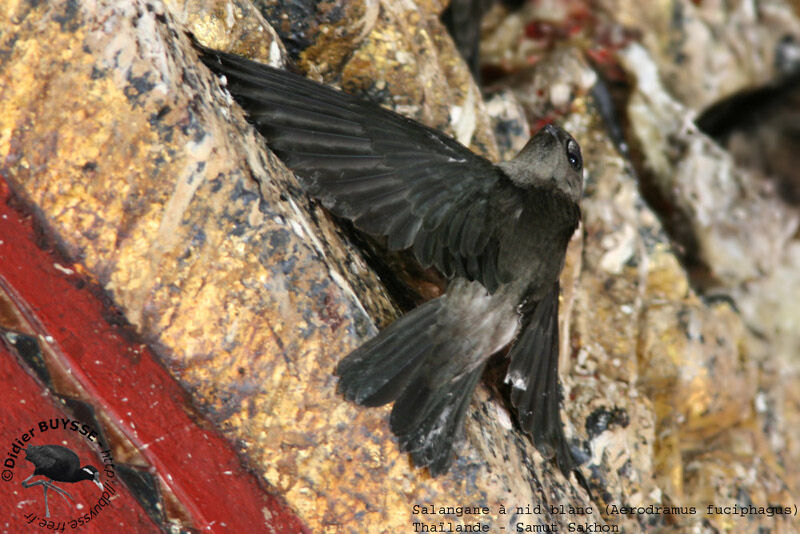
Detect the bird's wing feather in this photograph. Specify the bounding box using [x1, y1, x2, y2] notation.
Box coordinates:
[505, 283, 577, 477]
[198, 47, 532, 292]
[26, 445, 78, 472]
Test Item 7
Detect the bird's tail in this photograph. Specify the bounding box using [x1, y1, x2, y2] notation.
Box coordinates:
[505, 283, 591, 495]
[336, 297, 486, 475]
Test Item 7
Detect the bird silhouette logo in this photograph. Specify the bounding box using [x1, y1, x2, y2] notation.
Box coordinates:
[21, 445, 104, 518]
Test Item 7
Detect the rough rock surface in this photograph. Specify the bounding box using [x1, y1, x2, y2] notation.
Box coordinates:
[2, 0, 799, 532]
[482, 1, 800, 531]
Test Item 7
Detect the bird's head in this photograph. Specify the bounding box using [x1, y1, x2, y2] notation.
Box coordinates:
[500, 123, 584, 203]
[81, 465, 104, 490]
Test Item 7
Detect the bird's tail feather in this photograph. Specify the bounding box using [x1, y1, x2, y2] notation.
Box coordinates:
[506, 283, 582, 482]
[336, 299, 443, 407]
[392, 362, 486, 475]
[336, 297, 483, 474]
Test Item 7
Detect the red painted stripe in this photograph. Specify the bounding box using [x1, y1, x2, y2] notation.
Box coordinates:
[0, 179, 309, 533]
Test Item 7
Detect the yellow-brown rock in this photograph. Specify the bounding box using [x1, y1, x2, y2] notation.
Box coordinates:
[166, 0, 288, 66]
[256, 0, 499, 160]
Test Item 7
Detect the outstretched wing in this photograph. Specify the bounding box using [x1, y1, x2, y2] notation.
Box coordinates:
[505, 283, 578, 478]
[199, 47, 529, 292]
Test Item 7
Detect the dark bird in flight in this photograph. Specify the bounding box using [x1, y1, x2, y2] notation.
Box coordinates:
[198, 46, 585, 484]
[22, 445, 103, 518]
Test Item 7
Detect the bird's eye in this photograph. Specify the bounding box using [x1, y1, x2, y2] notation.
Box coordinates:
[566, 140, 582, 171]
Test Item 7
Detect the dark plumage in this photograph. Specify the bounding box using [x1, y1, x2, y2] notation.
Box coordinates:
[22, 445, 103, 518]
[197, 45, 585, 485]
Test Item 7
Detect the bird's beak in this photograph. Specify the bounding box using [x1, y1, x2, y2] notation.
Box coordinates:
[529, 123, 561, 148]
[542, 123, 566, 142]
[93, 475, 104, 491]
